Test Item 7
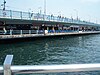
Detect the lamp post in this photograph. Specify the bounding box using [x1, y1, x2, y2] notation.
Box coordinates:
[44, 0, 46, 15]
[38, 7, 42, 14]
[2, 0, 6, 17]
[43, 0, 47, 21]
[43, 0, 46, 35]
[74, 9, 78, 20]
[96, 19, 98, 24]
[88, 15, 91, 22]
[3, 0, 6, 10]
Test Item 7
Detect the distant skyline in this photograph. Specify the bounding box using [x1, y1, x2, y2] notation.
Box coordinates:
[0, 0, 100, 24]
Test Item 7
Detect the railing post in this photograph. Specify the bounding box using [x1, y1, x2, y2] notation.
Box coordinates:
[20, 12, 22, 19]
[3, 55, 13, 75]
[20, 30, 23, 35]
[36, 30, 39, 34]
[10, 29, 13, 35]
[29, 30, 31, 34]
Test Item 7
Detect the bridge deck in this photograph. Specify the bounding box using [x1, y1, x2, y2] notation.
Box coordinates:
[0, 9, 100, 27]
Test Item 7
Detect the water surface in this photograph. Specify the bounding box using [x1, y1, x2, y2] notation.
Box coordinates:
[0, 34, 100, 75]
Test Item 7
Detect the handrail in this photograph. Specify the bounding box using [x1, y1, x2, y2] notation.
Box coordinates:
[11, 64, 100, 74]
[0, 55, 100, 75]
[0, 64, 100, 74]
[0, 66, 3, 73]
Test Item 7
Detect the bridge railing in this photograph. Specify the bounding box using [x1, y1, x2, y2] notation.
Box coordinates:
[0, 55, 100, 75]
[0, 29, 99, 35]
[0, 9, 99, 26]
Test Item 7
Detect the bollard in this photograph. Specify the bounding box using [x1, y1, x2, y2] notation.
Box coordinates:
[3, 55, 13, 75]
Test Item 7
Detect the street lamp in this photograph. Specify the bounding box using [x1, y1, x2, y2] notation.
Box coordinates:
[88, 15, 91, 22]
[96, 19, 98, 24]
[74, 9, 78, 20]
[3, 0, 6, 10]
[44, 0, 46, 15]
[38, 7, 42, 14]
[43, 0, 46, 21]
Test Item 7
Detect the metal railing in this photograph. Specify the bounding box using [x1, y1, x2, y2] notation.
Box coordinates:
[0, 9, 99, 26]
[0, 29, 100, 35]
[0, 55, 100, 75]
[1, 29, 99, 35]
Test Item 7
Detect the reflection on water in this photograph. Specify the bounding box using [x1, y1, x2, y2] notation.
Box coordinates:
[0, 35, 100, 75]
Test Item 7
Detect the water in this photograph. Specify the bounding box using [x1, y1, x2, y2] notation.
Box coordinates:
[0, 34, 100, 75]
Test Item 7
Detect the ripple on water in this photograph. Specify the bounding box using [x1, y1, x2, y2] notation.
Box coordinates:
[1, 35, 100, 75]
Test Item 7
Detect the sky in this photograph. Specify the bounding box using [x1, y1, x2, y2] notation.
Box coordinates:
[0, 0, 100, 24]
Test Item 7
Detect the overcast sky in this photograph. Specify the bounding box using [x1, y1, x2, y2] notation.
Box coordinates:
[0, 0, 100, 23]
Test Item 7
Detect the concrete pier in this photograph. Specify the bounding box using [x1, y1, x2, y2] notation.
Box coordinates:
[0, 31, 100, 40]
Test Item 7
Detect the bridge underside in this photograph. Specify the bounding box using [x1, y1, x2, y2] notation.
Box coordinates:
[0, 18, 100, 35]
[0, 18, 99, 26]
